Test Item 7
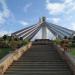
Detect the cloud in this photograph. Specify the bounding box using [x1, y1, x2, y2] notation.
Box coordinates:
[46, 1, 64, 15]
[52, 18, 60, 24]
[65, 0, 73, 3]
[0, 0, 15, 25]
[45, 0, 75, 15]
[24, 3, 32, 12]
[70, 22, 75, 30]
[0, 0, 16, 36]
[45, 0, 75, 30]
[20, 21, 29, 26]
[0, 0, 9, 24]
[47, 17, 60, 24]
[0, 30, 11, 37]
[46, 0, 65, 15]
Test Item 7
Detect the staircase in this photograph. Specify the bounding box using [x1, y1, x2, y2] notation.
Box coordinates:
[4, 40, 73, 75]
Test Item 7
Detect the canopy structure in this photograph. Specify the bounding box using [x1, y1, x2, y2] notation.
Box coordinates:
[12, 17, 75, 40]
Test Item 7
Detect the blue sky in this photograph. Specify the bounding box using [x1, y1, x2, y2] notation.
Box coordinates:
[0, 0, 75, 36]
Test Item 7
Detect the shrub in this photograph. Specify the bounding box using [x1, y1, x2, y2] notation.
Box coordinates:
[0, 35, 30, 50]
[9, 40, 20, 50]
[53, 39, 61, 45]
[71, 40, 75, 48]
[0, 40, 9, 48]
[70, 36, 75, 48]
[2, 35, 8, 40]
[22, 39, 29, 45]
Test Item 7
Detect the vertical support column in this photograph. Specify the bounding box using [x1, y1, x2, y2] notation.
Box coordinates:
[42, 25, 47, 39]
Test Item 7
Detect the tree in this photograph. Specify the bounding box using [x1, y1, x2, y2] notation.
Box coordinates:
[64, 36, 68, 39]
[73, 36, 75, 40]
[20, 37, 23, 40]
[2, 35, 8, 40]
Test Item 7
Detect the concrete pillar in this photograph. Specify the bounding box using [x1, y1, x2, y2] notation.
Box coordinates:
[39, 16, 47, 39]
[42, 25, 47, 39]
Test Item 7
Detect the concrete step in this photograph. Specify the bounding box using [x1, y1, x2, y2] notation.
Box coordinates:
[5, 71, 72, 75]
[4, 41, 72, 75]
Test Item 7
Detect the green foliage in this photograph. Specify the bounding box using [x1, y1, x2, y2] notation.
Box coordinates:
[70, 36, 75, 48]
[53, 39, 61, 45]
[69, 48, 75, 56]
[70, 42, 75, 48]
[8, 38, 23, 50]
[73, 36, 75, 40]
[68, 36, 75, 56]
[0, 40, 9, 48]
[9, 40, 19, 50]
[0, 35, 30, 49]
[0, 35, 30, 59]
[22, 39, 29, 45]
[0, 48, 11, 59]
[2, 35, 8, 40]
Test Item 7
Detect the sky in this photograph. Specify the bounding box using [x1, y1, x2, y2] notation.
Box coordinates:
[0, 0, 75, 37]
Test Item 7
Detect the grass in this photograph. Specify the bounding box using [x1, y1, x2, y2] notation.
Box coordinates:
[69, 48, 75, 56]
[0, 48, 12, 59]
